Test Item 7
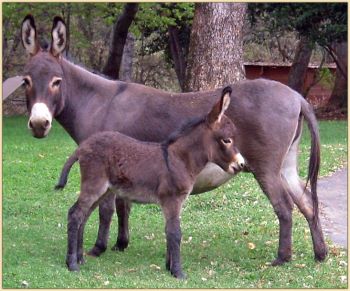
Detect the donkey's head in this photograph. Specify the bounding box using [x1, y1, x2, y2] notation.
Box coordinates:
[204, 86, 245, 174]
[21, 15, 67, 138]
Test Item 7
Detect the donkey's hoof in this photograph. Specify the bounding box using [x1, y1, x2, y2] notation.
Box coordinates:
[271, 257, 290, 266]
[111, 240, 128, 252]
[315, 248, 328, 262]
[67, 262, 80, 272]
[171, 270, 186, 280]
[111, 244, 125, 252]
[87, 246, 106, 257]
[77, 256, 86, 265]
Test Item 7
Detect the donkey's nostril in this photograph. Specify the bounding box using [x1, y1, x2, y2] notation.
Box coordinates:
[44, 120, 50, 129]
[29, 120, 33, 129]
[239, 162, 245, 169]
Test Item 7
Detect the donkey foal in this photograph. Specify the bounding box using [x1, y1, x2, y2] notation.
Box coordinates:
[58, 87, 245, 278]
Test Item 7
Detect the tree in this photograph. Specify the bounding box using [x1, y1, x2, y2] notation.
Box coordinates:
[287, 35, 314, 94]
[249, 3, 347, 97]
[184, 3, 247, 92]
[102, 3, 138, 79]
[328, 42, 347, 109]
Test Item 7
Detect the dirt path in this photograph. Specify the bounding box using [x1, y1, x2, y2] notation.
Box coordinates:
[317, 165, 347, 248]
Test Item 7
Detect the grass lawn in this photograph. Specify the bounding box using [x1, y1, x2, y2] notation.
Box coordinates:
[2, 116, 348, 288]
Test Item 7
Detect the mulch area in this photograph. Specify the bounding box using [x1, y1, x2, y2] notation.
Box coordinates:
[315, 107, 348, 121]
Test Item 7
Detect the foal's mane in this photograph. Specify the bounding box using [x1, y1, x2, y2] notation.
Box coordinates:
[161, 115, 207, 170]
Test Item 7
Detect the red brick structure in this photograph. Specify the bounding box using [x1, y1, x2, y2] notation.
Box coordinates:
[244, 62, 336, 108]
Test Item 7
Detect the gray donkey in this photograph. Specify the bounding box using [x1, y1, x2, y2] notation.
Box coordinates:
[57, 87, 245, 278]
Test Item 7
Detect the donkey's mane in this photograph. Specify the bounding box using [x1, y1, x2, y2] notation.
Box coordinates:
[61, 57, 116, 87]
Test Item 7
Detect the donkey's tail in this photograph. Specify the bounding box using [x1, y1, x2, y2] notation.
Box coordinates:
[300, 98, 321, 225]
[55, 151, 78, 190]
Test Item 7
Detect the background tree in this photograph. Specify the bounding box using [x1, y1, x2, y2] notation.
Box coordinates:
[249, 3, 347, 100]
[102, 3, 138, 79]
[327, 42, 347, 109]
[184, 3, 247, 92]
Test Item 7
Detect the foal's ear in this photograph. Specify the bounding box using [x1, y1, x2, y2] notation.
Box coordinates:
[50, 16, 66, 57]
[21, 15, 40, 56]
[207, 86, 232, 125]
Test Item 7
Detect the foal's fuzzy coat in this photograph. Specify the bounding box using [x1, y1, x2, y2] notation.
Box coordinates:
[58, 87, 244, 278]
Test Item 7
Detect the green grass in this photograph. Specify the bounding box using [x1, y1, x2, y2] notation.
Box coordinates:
[2, 116, 348, 288]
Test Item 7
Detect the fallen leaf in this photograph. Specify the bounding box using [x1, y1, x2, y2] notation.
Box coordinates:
[248, 242, 256, 250]
[150, 264, 161, 270]
[295, 263, 305, 268]
[145, 233, 155, 240]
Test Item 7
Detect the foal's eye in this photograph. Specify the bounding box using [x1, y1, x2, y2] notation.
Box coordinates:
[222, 138, 232, 145]
[52, 79, 62, 87]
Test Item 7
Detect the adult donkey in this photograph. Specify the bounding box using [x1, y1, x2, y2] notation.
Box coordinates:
[21, 15, 327, 266]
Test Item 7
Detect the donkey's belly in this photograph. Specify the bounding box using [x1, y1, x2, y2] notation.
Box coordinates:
[192, 162, 234, 194]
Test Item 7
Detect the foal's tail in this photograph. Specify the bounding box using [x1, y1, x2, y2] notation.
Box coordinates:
[55, 151, 78, 190]
[300, 98, 321, 225]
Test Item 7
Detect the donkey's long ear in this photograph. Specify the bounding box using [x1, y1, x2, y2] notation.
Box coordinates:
[21, 15, 39, 56]
[50, 16, 66, 57]
[207, 86, 232, 125]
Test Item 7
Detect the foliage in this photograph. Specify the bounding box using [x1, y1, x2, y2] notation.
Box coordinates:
[248, 3, 347, 48]
[2, 116, 348, 288]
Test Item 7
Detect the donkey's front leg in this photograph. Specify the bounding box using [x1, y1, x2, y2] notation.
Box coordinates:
[161, 196, 186, 279]
[111, 197, 131, 252]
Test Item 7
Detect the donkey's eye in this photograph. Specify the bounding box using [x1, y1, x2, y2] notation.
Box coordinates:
[222, 138, 232, 144]
[52, 79, 61, 87]
[23, 78, 30, 87]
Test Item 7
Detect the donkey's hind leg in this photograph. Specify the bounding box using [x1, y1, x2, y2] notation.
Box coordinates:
[87, 191, 116, 257]
[282, 139, 328, 261]
[256, 172, 294, 266]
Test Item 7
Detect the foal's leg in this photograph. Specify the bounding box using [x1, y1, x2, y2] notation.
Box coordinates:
[77, 201, 102, 264]
[87, 191, 116, 257]
[111, 197, 131, 251]
[255, 172, 294, 266]
[66, 179, 109, 271]
[282, 140, 328, 261]
[160, 195, 187, 279]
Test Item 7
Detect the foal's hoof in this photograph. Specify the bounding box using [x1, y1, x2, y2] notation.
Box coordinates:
[87, 246, 106, 257]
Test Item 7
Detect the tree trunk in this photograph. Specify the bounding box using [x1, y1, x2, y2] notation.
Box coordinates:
[184, 3, 247, 92]
[63, 3, 71, 57]
[328, 41, 348, 109]
[168, 26, 187, 91]
[287, 35, 313, 95]
[102, 3, 138, 79]
[119, 33, 135, 82]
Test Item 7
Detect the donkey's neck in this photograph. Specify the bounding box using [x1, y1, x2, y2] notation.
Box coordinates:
[55, 59, 119, 143]
[61, 58, 117, 97]
[168, 125, 210, 178]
